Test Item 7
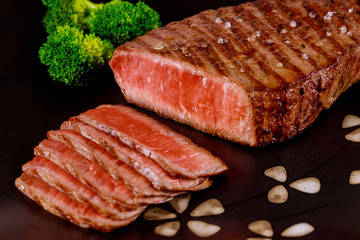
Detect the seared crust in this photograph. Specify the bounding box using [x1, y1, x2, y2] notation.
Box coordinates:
[250, 44, 360, 145]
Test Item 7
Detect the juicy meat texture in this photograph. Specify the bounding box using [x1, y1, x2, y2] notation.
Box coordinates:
[76, 104, 228, 178]
[110, 0, 360, 146]
[23, 156, 144, 220]
[34, 139, 170, 206]
[16, 104, 227, 231]
[61, 118, 213, 191]
[15, 173, 137, 232]
[47, 129, 177, 198]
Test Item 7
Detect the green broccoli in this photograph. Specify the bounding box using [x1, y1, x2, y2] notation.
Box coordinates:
[39, 25, 114, 86]
[41, 0, 103, 34]
[39, 0, 161, 86]
[88, 0, 162, 46]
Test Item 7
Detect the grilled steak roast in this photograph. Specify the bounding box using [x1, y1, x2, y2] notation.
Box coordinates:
[110, 0, 360, 146]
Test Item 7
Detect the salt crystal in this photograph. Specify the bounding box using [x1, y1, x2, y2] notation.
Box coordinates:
[324, 11, 335, 21]
[154, 42, 164, 51]
[309, 12, 316, 18]
[349, 7, 354, 13]
[172, 45, 179, 51]
[277, 62, 283, 68]
[347, 31, 352, 36]
[267, 39, 274, 44]
[181, 46, 191, 57]
[225, 22, 231, 28]
[316, 41, 324, 47]
[215, 18, 223, 23]
[290, 20, 297, 28]
[340, 25, 347, 33]
[248, 36, 255, 42]
[326, 31, 332, 36]
[302, 53, 309, 59]
[218, 37, 224, 44]
[200, 43, 208, 48]
[255, 30, 261, 37]
[285, 40, 290, 44]
[281, 29, 288, 34]
[227, 62, 236, 69]
[235, 17, 243, 22]
[240, 67, 245, 73]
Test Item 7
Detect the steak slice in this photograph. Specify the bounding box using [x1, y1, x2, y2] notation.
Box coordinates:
[23, 156, 145, 220]
[15, 172, 137, 232]
[76, 104, 228, 179]
[34, 139, 170, 206]
[47, 129, 178, 198]
[109, 0, 360, 146]
[61, 118, 213, 191]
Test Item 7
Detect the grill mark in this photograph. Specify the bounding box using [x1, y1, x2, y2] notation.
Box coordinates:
[243, 2, 310, 77]
[192, 13, 264, 86]
[258, 0, 320, 69]
[141, 28, 187, 60]
[274, 0, 335, 64]
[301, 2, 346, 52]
[200, 12, 266, 86]
[198, 9, 283, 87]
[150, 27, 206, 67]
[164, 23, 219, 73]
[228, 4, 304, 85]
[327, 0, 360, 40]
[248, 2, 312, 73]
[319, 0, 358, 43]
[140, 32, 198, 66]
[218, 6, 289, 87]
[309, 0, 356, 45]
[173, 21, 229, 77]
[300, 5, 345, 54]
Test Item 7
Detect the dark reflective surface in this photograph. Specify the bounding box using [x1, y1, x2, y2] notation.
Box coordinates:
[1, 0, 360, 239]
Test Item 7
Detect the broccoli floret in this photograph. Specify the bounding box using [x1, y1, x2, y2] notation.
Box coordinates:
[39, 25, 114, 86]
[41, 0, 103, 34]
[88, 0, 162, 46]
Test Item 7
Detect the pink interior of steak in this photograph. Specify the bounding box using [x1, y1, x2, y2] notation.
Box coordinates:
[15, 173, 136, 232]
[78, 105, 227, 179]
[47, 129, 176, 198]
[23, 156, 144, 220]
[110, 50, 256, 145]
[61, 119, 212, 192]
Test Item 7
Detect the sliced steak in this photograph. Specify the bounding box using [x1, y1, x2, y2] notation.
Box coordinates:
[109, 0, 360, 146]
[23, 156, 145, 220]
[15, 172, 137, 232]
[34, 139, 171, 206]
[61, 118, 213, 191]
[76, 104, 228, 179]
[47, 129, 178, 198]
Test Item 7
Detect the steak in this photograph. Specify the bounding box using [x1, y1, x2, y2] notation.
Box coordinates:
[61, 118, 213, 191]
[76, 104, 228, 178]
[15, 104, 227, 232]
[47, 129, 178, 198]
[22, 156, 144, 220]
[34, 139, 170, 206]
[109, 0, 360, 146]
[15, 172, 137, 232]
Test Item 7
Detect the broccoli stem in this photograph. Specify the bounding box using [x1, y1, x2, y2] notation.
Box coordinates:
[83, 0, 103, 13]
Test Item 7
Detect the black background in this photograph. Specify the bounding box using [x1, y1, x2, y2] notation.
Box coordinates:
[1, 0, 360, 239]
